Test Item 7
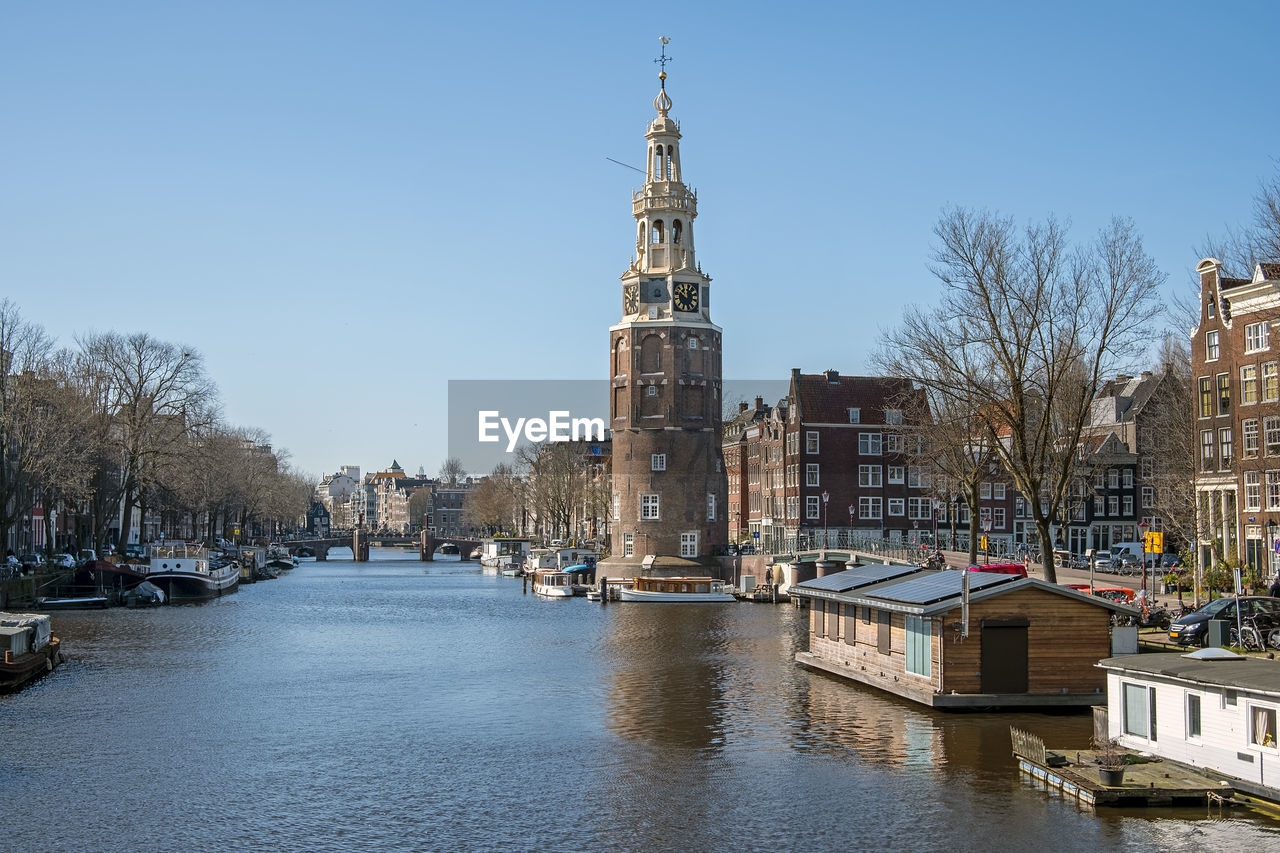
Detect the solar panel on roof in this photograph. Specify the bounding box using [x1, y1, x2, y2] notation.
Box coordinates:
[874, 570, 1016, 605]
[794, 563, 918, 592]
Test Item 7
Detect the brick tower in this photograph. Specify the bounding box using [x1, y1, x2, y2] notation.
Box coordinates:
[603, 51, 727, 573]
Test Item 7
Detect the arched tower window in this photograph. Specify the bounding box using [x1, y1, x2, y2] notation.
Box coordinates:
[640, 334, 662, 372]
[614, 338, 628, 375]
[651, 220, 665, 244]
[638, 220, 646, 245]
[672, 220, 682, 244]
[654, 145, 664, 179]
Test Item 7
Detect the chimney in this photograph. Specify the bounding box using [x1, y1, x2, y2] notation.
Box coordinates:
[755, 396, 764, 410]
[739, 401, 749, 413]
[1115, 374, 1130, 383]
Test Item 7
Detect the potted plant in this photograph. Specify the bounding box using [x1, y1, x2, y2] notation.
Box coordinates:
[1093, 735, 1128, 786]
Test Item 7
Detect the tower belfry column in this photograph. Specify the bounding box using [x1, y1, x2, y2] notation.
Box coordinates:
[603, 40, 728, 574]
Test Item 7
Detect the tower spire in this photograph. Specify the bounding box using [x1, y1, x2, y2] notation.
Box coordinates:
[653, 36, 672, 116]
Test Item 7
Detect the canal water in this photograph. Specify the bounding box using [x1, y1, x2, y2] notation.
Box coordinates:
[4, 549, 1278, 852]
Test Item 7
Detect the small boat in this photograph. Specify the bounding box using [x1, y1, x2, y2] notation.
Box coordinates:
[469, 546, 483, 560]
[143, 541, 239, 602]
[265, 547, 297, 571]
[616, 576, 735, 603]
[34, 595, 110, 610]
[0, 612, 63, 693]
[294, 547, 317, 562]
[531, 568, 575, 598]
[122, 581, 165, 608]
[439, 543, 460, 556]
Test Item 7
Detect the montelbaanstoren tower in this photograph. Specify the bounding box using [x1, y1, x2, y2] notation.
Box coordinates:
[604, 40, 727, 572]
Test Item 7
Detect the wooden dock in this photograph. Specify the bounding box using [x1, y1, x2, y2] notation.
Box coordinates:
[1011, 727, 1235, 807]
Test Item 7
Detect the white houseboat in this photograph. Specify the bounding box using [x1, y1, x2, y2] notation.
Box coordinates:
[531, 568, 574, 598]
[1099, 649, 1280, 802]
[617, 576, 735, 603]
[480, 537, 533, 570]
[144, 541, 239, 602]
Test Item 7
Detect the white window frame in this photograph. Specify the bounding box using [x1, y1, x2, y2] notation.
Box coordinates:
[859, 496, 882, 520]
[1246, 321, 1271, 353]
[641, 493, 660, 520]
[679, 531, 698, 558]
[806, 464, 820, 487]
[623, 532, 635, 558]
[858, 464, 882, 488]
[806, 495, 820, 519]
[706, 493, 716, 521]
[847, 408, 860, 424]
[1206, 330, 1220, 361]
[651, 453, 666, 471]
[993, 483, 1006, 500]
[858, 432, 882, 456]
[888, 497, 905, 516]
[888, 466, 905, 484]
[806, 431, 819, 454]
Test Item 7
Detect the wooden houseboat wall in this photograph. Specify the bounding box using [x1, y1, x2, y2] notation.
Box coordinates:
[795, 570, 1132, 709]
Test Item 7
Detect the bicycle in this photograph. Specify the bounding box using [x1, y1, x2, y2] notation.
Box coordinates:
[1229, 615, 1268, 651]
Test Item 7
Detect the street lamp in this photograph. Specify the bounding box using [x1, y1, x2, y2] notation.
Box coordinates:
[1137, 520, 1148, 600]
[822, 491, 830, 549]
[848, 504, 855, 548]
[1268, 520, 1278, 587]
[950, 493, 958, 552]
[932, 499, 941, 552]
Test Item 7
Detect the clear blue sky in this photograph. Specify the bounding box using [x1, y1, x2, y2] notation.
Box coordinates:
[4, 1, 1278, 479]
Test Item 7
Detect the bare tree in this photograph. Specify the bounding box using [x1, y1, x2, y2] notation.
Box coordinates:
[77, 332, 218, 547]
[0, 301, 60, 551]
[1199, 165, 1280, 278]
[881, 209, 1164, 582]
[439, 456, 466, 487]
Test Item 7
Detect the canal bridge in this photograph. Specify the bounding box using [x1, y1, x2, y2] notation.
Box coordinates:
[286, 532, 482, 562]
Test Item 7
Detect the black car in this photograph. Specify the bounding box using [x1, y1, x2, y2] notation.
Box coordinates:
[1168, 596, 1280, 646]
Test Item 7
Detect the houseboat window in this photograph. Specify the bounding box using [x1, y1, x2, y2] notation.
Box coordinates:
[877, 611, 891, 655]
[1123, 683, 1151, 738]
[696, 583, 707, 593]
[844, 606, 856, 645]
[1251, 706, 1277, 748]
[905, 615, 931, 678]
[1187, 694, 1202, 739]
[862, 606, 871, 625]
[813, 601, 825, 637]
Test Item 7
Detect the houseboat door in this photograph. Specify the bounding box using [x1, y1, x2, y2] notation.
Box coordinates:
[979, 618, 1028, 693]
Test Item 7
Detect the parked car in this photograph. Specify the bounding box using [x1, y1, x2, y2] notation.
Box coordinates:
[1168, 596, 1280, 646]
[1092, 550, 1114, 570]
[17, 553, 41, 570]
[967, 562, 1028, 579]
[51, 553, 76, 568]
[1159, 553, 1182, 568]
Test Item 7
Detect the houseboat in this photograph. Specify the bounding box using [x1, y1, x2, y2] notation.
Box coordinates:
[531, 568, 574, 598]
[480, 537, 533, 570]
[790, 565, 1136, 708]
[265, 546, 296, 571]
[1098, 648, 1280, 803]
[143, 541, 239, 602]
[0, 612, 63, 692]
[617, 576, 735, 603]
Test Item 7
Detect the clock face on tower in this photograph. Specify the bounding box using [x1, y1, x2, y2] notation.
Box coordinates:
[673, 281, 699, 312]
[623, 284, 638, 314]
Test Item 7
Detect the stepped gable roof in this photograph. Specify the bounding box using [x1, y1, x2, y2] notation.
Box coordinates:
[791, 370, 920, 424]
